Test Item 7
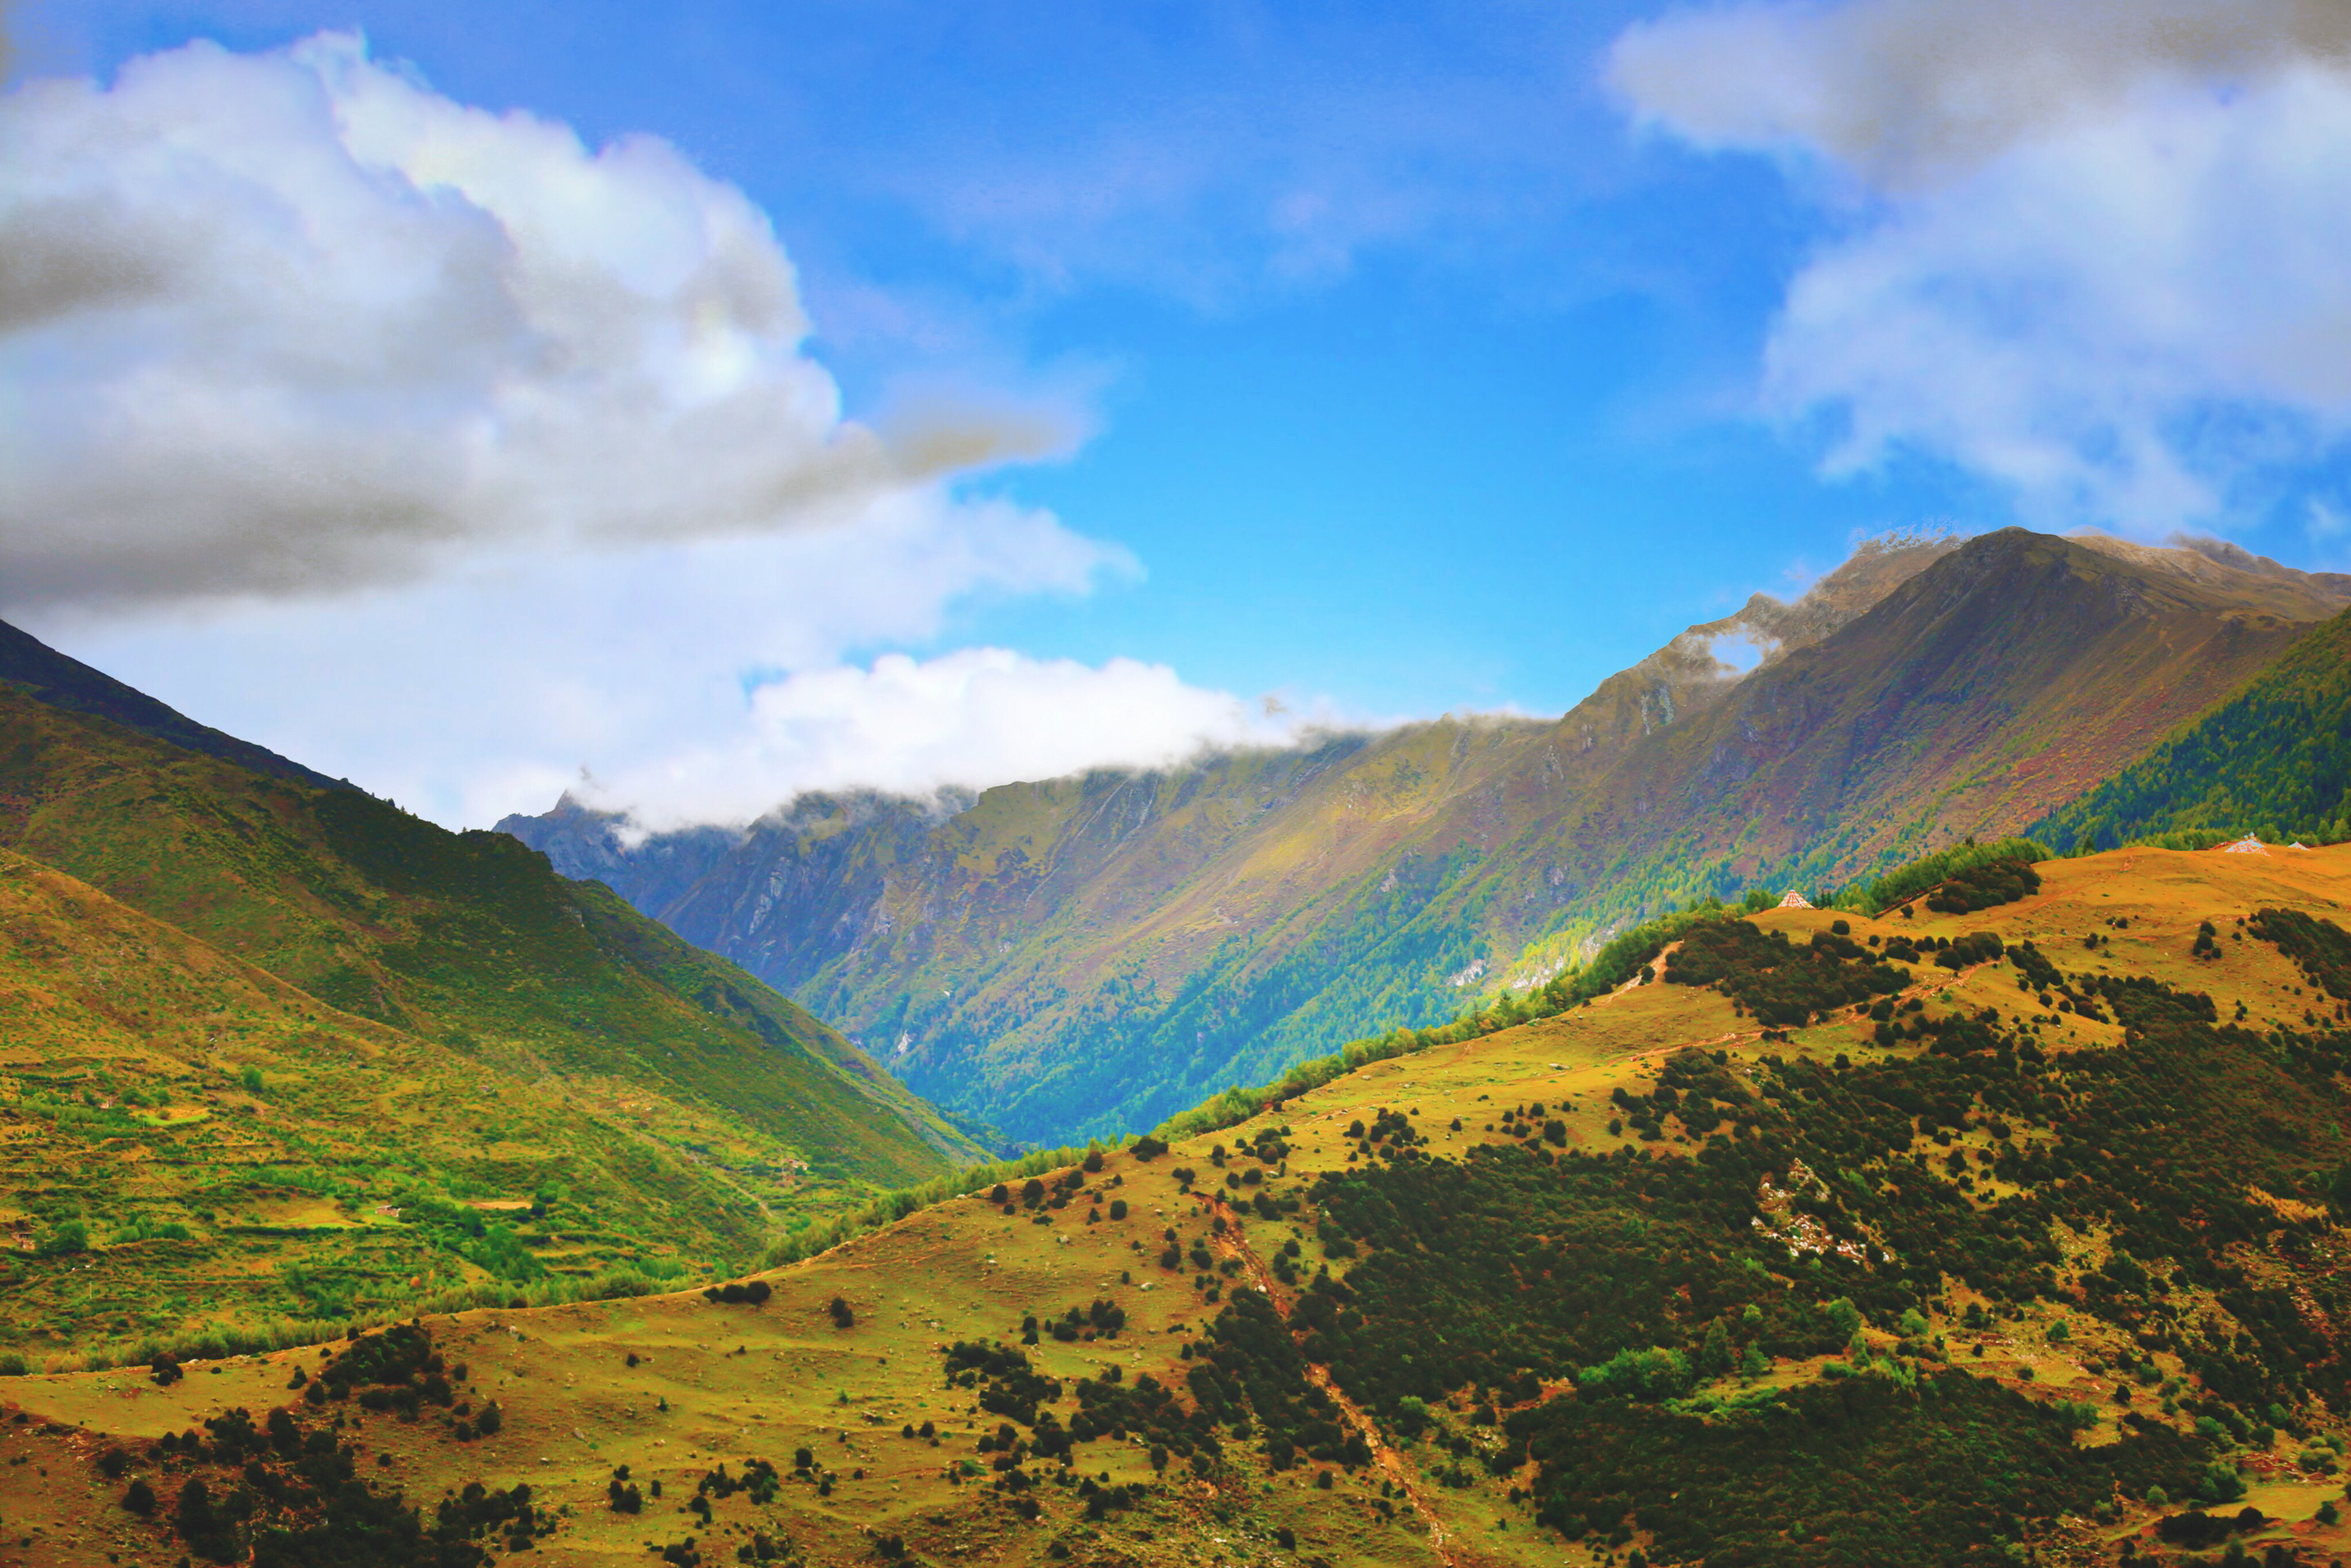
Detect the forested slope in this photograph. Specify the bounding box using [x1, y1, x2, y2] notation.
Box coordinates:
[2035, 604, 2351, 852]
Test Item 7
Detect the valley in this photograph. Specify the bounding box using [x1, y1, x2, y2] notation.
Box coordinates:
[23, 15, 2351, 1566]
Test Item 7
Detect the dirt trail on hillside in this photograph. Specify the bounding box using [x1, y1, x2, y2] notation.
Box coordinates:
[1610, 939, 1681, 994]
[1204, 1194, 1463, 1567]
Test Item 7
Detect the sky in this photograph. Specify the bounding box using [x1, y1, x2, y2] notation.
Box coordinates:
[9, 0, 2351, 830]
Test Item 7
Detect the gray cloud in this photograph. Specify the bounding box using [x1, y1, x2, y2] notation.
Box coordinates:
[0, 194, 178, 330]
[1611, 0, 2351, 188]
[0, 33, 1075, 612]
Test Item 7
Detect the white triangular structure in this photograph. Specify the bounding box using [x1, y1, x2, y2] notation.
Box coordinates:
[2222, 835, 2269, 855]
[1777, 890, 1814, 909]
[2289, 841, 2312, 851]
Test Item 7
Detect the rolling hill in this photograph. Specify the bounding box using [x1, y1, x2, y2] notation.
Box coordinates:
[13, 838, 2351, 1567]
[506, 528, 2351, 1143]
[0, 626, 982, 1365]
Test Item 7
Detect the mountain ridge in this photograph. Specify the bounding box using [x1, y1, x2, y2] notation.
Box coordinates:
[0, 617, 350, 792]
[506, 527, 2351, 1142]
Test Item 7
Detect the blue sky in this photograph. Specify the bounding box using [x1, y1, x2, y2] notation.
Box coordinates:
[11, 0, 2351, 825]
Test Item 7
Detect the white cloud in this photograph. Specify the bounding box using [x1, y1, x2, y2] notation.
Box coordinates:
[1611, 0, 2351, 532]
[6, 33, 1299, 834]
[0, 32, 1074, 609]
[580, 647, 1322, 835]
[35, 492, 1159, 829]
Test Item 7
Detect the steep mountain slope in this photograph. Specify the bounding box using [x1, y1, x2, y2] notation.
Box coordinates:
[509, 530, 2349, 1143]
[0, 617, 347, 791]
[16, 842, 2351, 1568]
[0, 843, 929, 1363]
[1532, 524, 2344, 895]
[0, 631, 982, 1358]
[0, 658, 974, 1182]
[2033, 602, 2351, 851]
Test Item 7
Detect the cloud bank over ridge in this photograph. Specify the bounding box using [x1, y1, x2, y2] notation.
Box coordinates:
[5, 33, 1320, 828]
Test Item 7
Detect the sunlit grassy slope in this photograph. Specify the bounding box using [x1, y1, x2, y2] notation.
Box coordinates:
[20, 841, 2351, 1566]
[0, 657, 981, 1363]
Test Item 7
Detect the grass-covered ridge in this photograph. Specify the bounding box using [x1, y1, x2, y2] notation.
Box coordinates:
[1145, 833, 2055, 1146]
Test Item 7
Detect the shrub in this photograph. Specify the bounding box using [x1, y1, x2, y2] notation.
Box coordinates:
[703, 1279, 773, 1307]
[1925, 858, 2042, 915]
[1578, 1348, 1694, 1402]
[829, 1296, 856, 1329]
[1932, 931, 2006, 970]
[1840, 839, 2050, 915]
[122, 1477, 156, 1516]
[2196, 1461, 2247, 1503]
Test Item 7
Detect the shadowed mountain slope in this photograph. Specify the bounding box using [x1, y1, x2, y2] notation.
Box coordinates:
[505, 529, 2349, 1142]
[2033, 600, 2351, 852]
[0, 617, 347, 791]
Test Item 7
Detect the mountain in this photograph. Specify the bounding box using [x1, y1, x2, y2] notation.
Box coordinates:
[505, 528, 2351, 1143]
[0, 616, 349, 791]
[0, 622, 981, 1364]
[2033, 600, 2351, 851]
[16, 839, 2351, 1568]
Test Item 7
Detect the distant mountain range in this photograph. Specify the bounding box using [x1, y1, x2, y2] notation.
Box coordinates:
[504, 527, 2351, 1143]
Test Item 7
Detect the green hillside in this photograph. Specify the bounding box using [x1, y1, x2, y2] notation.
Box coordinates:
[0, 637, 982, 1363]
[0, 677, 973, 1183]
[2034, 604, 2351, 851]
